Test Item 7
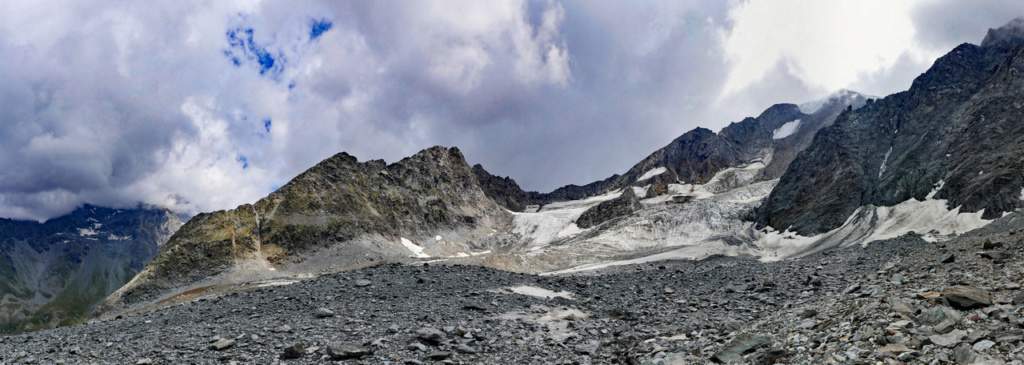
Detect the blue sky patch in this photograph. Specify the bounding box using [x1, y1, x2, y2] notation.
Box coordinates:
[224, 25, 285, 79]
[310, 19, 333, 40]
[236, 155, 249, 169]
[263, 119, 272, 133]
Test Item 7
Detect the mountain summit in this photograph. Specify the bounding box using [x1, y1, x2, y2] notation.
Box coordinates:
[95, 146, 513, 319]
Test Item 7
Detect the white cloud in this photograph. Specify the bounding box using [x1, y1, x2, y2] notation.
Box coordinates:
[719, 0, 938, 97]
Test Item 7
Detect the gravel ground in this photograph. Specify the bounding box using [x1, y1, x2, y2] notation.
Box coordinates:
[2, 214, 1023, 364]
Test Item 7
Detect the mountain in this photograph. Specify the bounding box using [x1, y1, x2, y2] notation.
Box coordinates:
[474, 90, 870, 216]
[94, 146, 513, 319]
[0, 205, 181, 333]
[755, 18, 1024, 235]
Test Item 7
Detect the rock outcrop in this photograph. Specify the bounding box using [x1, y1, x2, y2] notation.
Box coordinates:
[94, 147, 512, 319]
[575, 188, 643, 229]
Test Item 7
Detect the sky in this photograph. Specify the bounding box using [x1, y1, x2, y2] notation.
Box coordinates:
[1, 0, 1024, 221]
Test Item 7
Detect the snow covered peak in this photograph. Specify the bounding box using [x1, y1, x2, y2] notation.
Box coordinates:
[797, 89, 877, 114]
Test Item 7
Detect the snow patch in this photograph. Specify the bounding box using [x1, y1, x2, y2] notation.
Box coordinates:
[435, 235, 442, 241]
[879, 147, 892, 178]
[77, 228, 98, 237]
[926, 180, 945, 200]
[399, 237, 430, 258]
[637, 167, 667, 182]
[107, 234, 131, 241]
[556, 223, 585, 239]
[502, 285, 575, 300]
[772, 119, 801, 139]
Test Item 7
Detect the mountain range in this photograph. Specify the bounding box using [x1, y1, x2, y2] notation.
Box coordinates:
[0, 205, 180, 333]
[2, 20, 1024, 361]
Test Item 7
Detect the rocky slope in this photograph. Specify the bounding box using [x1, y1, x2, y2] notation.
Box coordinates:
[0, 205, 181, 333]
[7, 213, 1024, 364]
[94, 146, 514, 320]
[474, 90, 870, 212]
[756, 19, 1024, 235]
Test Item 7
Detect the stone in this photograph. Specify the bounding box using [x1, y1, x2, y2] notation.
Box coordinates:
[940, 253, 955, 263]
[990, 329, 1024, 344]
[978, 251, 1012, 260]
[875, 343, 910, 355]
[973, 340, 995, 351]
[209, 338, 236, 351]
[455, 344, 477, 354]
[954, 343, 978, 364]
[943, 286, 993, 309]
[919, 305, 960, 325]
[425, 351, 451, 360]
[416, 327, 446, 345]
[711, 332, 771, 363]
[843, 284, 861, 295]
[575, 340, 599, 355]
[136, 359, 154, 365]
[326, 343, 371, 360]
[798, 309, 817, 318]
[407, 342, 428, 352]
[929, 329, 967, 348]
[355, 279, 372, 287]
[275, 325, 292, 333]
[315, 307, 335, 318]
[933, 319, 957, 334]
[280, 343, 305, 359]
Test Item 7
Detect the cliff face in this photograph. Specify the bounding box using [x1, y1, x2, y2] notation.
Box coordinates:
[95, 146, 512, 318]
[0, 205, 181, 333]
[756, 21, 1024, 235]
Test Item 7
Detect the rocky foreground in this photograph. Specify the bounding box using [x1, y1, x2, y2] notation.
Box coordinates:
[2, 213, 1024, 364]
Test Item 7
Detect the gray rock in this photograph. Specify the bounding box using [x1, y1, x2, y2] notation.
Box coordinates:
[989, 329, 1024, 343]
[929, 329, 967, 348]
[933, 319, 957, 334]
[574, 340, 600, 355]
[576, 188, 643, 229]
[275, 324, 292, 333]
[315, 307, 335, 318]
[407, 342, 428, 352]
[209, 338, 236, 351]
[280, 343, 304, 359]
[355, 279, 372, 287]
[417, 327, 446, 345]
[978, 251, 1012, 260]
[843, 284, 861, 295]
[973, 340, 995, 351]
[918, 305, 960, 326]
[954, 343, 978, 364]
[711, 332, 771, 363]
[326, 343, 371, 360]
[940, 253, 955, 263]
[426, 351, 451, 360]
[455, 344, 477, 354]
[136, 359, 154, 365]
[943, 286, 992, 309]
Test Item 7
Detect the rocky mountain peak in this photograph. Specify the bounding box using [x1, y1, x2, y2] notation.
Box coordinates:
[981, 17, 1024, 49]
[95, 145, 513, 319]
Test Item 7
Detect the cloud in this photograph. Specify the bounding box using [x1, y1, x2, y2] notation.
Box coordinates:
[0, 0, 1022, 221]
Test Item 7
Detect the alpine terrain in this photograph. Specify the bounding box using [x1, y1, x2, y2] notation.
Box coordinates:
[4, 16, 1024, 365]
[0, 205, 181, 334]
